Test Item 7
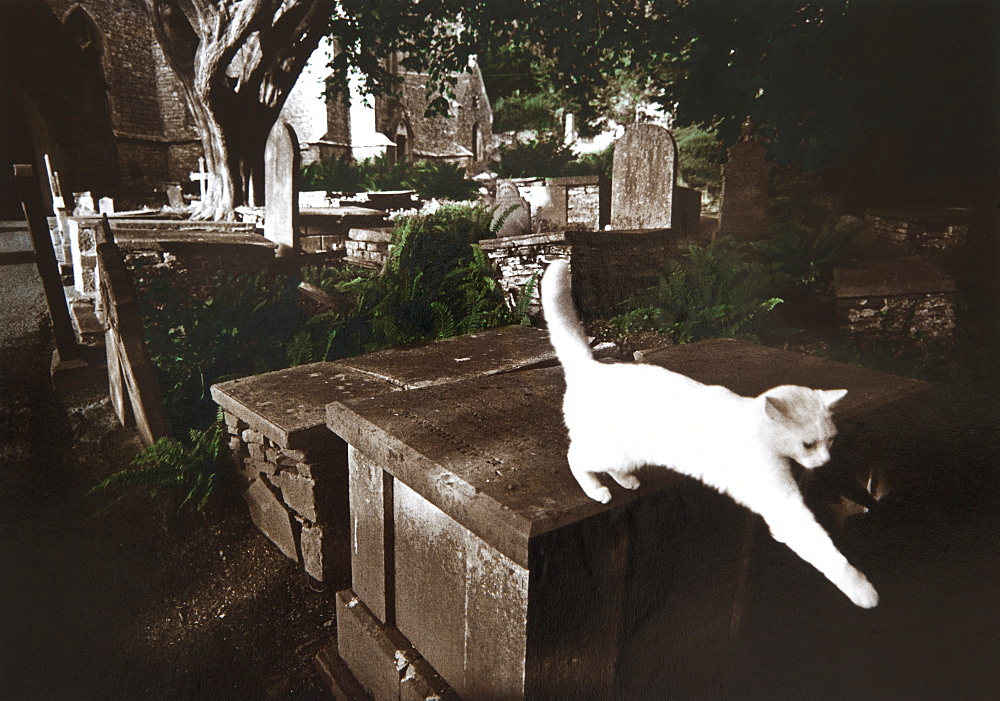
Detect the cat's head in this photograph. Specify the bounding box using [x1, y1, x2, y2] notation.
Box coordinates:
[760, 385, 847, 469]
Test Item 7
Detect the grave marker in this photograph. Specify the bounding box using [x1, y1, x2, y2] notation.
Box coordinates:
[189, 157, 210, 200]
[491, 181, 531, 238]
[264, 119, 300, 250]
[717, 117, 770, 242]
[610, 123, 678, 230]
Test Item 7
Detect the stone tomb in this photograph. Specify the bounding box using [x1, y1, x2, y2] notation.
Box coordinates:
[210, 326, 558, 581]
[516, 175, 611, 232]
[322, 337, 928, 698]
[833, 258, 958, 347]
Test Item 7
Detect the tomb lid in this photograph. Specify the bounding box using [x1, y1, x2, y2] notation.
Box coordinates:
[833, 258, 957, 299]
[335, 325, 556, 389]
[211, 363, 400, 449]
[211, 325, 556, 449]
[544, 175, 604, 187]
[327, 338, 929, 567]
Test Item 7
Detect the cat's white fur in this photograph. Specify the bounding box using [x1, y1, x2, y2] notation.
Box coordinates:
[541, 259, 878, 608]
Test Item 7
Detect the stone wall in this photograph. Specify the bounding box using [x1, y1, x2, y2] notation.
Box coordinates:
[833, 258, 958, 347]
[864, 207, 969, 257]
[222, 411, 347, 582]
[66, 217, 276, 299]
[345, 228, 392, 268]
[480, 229, 674, 320]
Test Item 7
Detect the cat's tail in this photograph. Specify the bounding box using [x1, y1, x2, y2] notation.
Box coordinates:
[541, 259, 594, 373]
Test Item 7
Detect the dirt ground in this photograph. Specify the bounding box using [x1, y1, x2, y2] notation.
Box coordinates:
[0, 329, 337, 700]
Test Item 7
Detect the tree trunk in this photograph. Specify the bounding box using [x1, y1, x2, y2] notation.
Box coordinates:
[143, 0, 331, 221]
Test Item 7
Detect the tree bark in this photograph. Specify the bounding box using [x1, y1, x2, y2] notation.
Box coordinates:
[143, 0, 331, 221]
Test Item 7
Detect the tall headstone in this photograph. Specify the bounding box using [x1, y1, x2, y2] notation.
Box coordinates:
[610, 123, 678, 230]
[717, 117, 770, 242]
[491, 181, 531, 238]
[264, 120, 301, 249]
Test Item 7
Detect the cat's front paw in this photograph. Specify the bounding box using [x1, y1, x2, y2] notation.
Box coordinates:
[842, 568, 879, 609]
[587, 486, 613, 504]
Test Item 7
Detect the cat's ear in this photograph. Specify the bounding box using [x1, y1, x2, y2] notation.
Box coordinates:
[820, 389, 848, 409]
[765, 395, 793, 422]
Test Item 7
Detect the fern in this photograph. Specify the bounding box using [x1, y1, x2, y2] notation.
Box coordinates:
[609, 238, 782, 345]
[89, 420, 227, 512]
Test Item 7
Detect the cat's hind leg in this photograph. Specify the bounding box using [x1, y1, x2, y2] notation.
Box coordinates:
[609, 470, 641, 491]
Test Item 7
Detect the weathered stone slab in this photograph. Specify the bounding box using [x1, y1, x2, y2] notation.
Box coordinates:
[336, 324, 557, 389]
[492, 181, 532, 238]
[244, 478, 299, 563]
[639, 337, 929, 422]
[349, 446, 394, 623]
[610, 123, 678, 230]
[264, 120, 300, 249]
[718, 119, 770, 241]
[833, 258, 956, 298]
[211, 363, 399, 449]
[336, 589, 418, 700]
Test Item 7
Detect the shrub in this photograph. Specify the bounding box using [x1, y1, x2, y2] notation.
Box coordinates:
[403, 161, 481, 201]
[673, 122, 724, 193]
[753, 218, 861, 290]
[301, 155, 363, 192]
[291, 203, 529, 362]
[608, 238, 783, 344]
[132, 267, 306, 434]
[358, 153, 412, 191]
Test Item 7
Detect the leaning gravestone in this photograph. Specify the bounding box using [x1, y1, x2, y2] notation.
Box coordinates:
[717, 117, 770, 242]
[610, 123, 678, 230]
[264, 119, 300, 249]
[491, 180, 532, 238]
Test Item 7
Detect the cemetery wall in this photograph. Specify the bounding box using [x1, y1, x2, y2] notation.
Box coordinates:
[864, 208, 969, 257]
[66, 218, 276, 299]
[480, 230, 674, 320]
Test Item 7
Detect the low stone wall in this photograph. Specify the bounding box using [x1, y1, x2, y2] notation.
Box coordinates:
[345, 227, 393, 268]
[67, 217, 275, 299]
[864, 207, 970, 257]
[221, 408, 347, 581]
[834, 258, 957, 347]
[479, 229, 675, 320]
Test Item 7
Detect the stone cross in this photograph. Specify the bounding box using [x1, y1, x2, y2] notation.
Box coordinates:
[189, 156, 210, 200]
[610, 123, 678, 230]
[491, 181, 531, 238]
[264, 119, 301, 250]
[717, 117, 770, 242]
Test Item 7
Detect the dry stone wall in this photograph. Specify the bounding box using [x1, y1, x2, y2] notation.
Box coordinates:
[865, 208, 969, 256]
[223, 412, 347, 581]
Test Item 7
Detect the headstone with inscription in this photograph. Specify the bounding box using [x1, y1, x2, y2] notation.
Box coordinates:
[610, 123, 678, 230]
[264, 120, 300, 249]
[491, 180, 531, 238]
[717, 117, 770, 242]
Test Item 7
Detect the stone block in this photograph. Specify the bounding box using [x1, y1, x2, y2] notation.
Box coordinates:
[336, 589, 418, 700]
[242, 428, 265, 444]
[400, 657, 460, 701]
[244, 478, 299, 563]
[300, 521, 326, 581]
[349, 446, 393, 623]
[270, 470, 318, 522]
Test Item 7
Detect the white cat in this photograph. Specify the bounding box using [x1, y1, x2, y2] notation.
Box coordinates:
[541, 259, 879, 608]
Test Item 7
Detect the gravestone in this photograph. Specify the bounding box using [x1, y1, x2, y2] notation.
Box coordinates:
[166, 184, 184, 209]
[491, 181, 531, 238]
[264, 120, 301, 249]
[610, 123, 678, 230]
[717, 117, 770, 242]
